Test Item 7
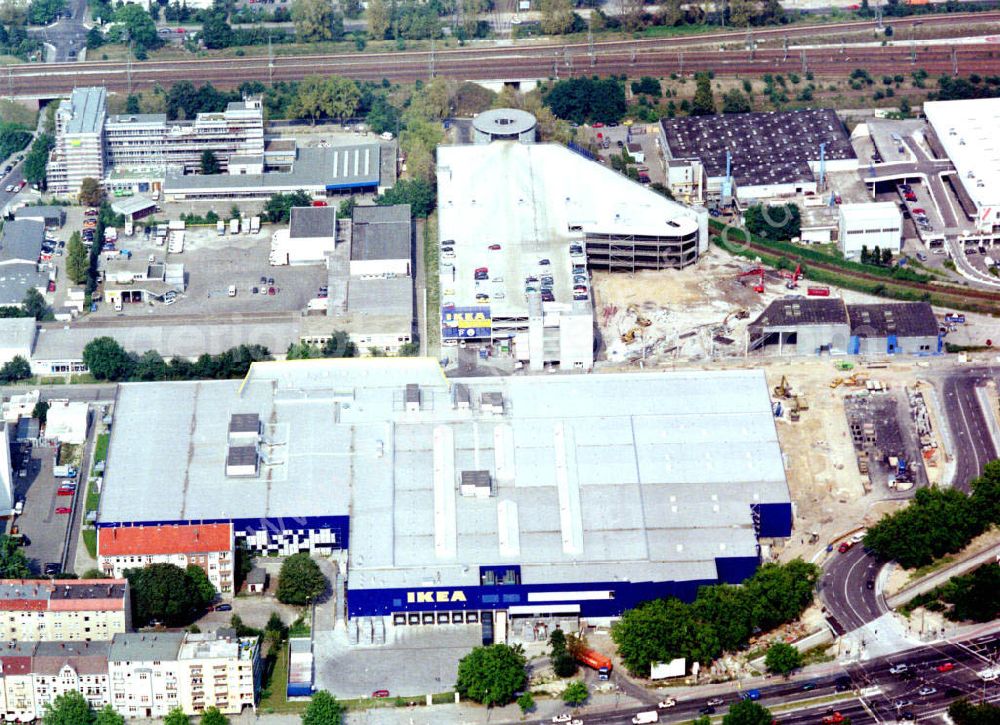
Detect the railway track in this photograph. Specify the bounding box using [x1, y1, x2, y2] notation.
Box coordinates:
[5, 10, 1000, 95]
[717, 230, 1000, 310]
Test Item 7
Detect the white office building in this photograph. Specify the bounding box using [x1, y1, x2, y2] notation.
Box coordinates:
[47, 88, 107, 196]
[838, 202, 902, 259]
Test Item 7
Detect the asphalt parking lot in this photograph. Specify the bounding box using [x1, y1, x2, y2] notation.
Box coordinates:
[10, 443, 76, 575]
[90, 223, 327, 319]
[313, 624, 482, 699]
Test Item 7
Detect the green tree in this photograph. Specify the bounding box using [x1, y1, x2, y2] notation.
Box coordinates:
[186, 564, 218, 604]
[0, 535, 31, 578]
[723, 699, 774, 725]
[199, 707, 227, 725]
[276, 553, 327, 605]
[367, 0, 390, 38]
[110, 4, 161, 51]
[22, 287, 52, 321]
[301, 691, 344, 725]
[43, 691, 93, 725]
[549, 628, 567, 658]
[722, 88, 752, 113]
[163, 709, 190, 725]
[28, 0, 67, 25]
[378, 178, 435, 218]
[82, 337, 135, 381]
[0, 355, 32, 383]
[744, 203, 801, 241]
[291, 75, 360, 124]
[365, 96, 401, 134]
[539, 0, 575, 34]
[32, 400, 49, 424]
[691, 72, 715, 115]
[66, 232, 88, 284]
[79, 177, 104, 207]
[126, 563, 215, 626]
[264, 190, 313, 223]
[544, 77, 626, 125]
[743, 560, 819, 632]
[949, 698, 1000, 725]
[612, 597, 721, 676]
[517, 692, 535, 714]
[561, 680, 588, 706]
[201, 10, 234, 49]
[201, 150, 221, 175]
[553, 652, 578, 677]
[22, 133, 54, 186]
[881, 247, 892, 266]
[690, 583, 753, 652]
[94, 705, 124, 725]
[764, 642, 802, 676]
[321, 331, 357, 357]
[292, 0, 344, 41]
[455, 644, 527, 707]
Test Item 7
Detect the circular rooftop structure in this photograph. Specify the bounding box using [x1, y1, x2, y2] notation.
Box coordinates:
[473, 108, 537, 145]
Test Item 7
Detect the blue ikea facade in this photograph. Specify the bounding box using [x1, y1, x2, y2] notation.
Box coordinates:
[347, 501, 792, 621]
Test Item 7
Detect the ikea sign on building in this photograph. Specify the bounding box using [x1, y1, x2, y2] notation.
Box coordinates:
[442, 306, 491, 339]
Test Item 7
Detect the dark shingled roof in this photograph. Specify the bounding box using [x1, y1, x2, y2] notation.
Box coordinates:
[659, 109, 856, 187]
[848, 302, 939, 338]
[749, 298, 849, 330]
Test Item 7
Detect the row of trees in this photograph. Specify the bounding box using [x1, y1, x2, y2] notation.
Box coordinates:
[22, 132, 53, 188]
[906, 563, 1000, 623]
[864, 461, 1000, 569]
[81, 337, 273, 383]
[859, 245, 894, 267]
[42, 691, 237, 725]
[611, 560, 819, 675]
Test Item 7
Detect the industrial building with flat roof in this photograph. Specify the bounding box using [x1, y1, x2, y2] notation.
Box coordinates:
[97, 359, 792, 626]
[163, 143, 381, 201]
[436, 140, 705, 370]
[747, 299, 941, 356]
[923, 98, 1000, 235]
[659, 109, 857, 203]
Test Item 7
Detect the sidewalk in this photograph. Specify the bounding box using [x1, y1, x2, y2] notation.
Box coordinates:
[886, 541, 1000, 609]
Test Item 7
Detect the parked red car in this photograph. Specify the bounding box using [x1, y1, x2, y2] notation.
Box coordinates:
[55, 507, 71, 514]
[372, 690, 390, 698]
[57, 488, 74, 496]
[838, 541, 854, 554]
[937, 662, 955, 672]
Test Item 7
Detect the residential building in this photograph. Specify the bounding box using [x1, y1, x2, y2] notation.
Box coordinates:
[838, 202, 902, 259]
[107, 631, 259, 718]
[0, 579, 131, 642]
[98, 524, 235, 597]
[0, 642, 36, 722]
[30, 641, 111, 718]
[176, 632, 261, 714]
[48, 87, 107, 197]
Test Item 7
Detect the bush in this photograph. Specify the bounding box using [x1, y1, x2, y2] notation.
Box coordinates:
[276, 553, 327, 605]
[455, 644, 527, 706]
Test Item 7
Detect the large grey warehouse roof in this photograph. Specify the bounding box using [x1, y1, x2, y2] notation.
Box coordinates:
[848, 302, 939, 338]
[289, 206, 336, 239]
[99, 360, 789, 589]
[351, 204, 411, 261]
[0, 219, 44, 264]
[660, 109, 856, 186]
[0, 263, 47, 307]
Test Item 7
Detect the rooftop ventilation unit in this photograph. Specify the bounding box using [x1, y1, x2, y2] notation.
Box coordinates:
[481, 392, 504, 414]
[460, 470, 494, 498]
[226, 445, 259, 478]
[454, 384, 471, 411]
[405, 384, 421, 413]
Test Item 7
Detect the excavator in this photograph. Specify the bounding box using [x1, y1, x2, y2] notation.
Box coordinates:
[736, 267, 766, 294]
[779, 263, 803, 290]
[773, 375, 792, 399]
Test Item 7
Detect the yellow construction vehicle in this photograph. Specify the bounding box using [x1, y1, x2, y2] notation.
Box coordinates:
[773, 375, 792, 399]
[789, 397, 801, 421]
[621, 327, 639, 344]
[829, 378, 844, 389]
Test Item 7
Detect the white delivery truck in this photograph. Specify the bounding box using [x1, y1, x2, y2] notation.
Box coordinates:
[229, 218, 240, 234]
[632, 713, 658, 724]
[217, 220, 225, 235]
[250, 216, 261, 234]
[240, 217, 250, 234]
[53, 465, 78, 478]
